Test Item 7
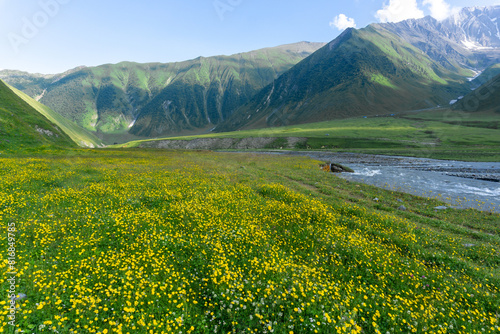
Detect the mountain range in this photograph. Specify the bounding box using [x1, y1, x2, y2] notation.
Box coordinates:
[1, 5, 499, 145]
[1, 42, 323, 141]
[383, 6, 500, 69]
[216, 6, 500, 131]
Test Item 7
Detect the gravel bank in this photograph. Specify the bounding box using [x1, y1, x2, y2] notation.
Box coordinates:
[139, 137, 308, 150]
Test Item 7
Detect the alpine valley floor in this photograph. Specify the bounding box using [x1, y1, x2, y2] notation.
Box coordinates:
[1, 149, 499, 334]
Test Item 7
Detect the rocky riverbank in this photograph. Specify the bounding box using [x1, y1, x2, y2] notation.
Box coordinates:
[139, 137, 308, 150]
[275, 151, 500, 183]
[263, 151, 500, 212]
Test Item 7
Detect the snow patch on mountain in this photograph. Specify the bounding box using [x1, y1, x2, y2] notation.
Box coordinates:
[468, 69, 483, 81]
[461, 39, 495, 50]
[128, 119, 137, 128]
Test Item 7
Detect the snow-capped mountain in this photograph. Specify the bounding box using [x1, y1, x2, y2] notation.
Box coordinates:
[380, 6, 500, 71]
[441, 6, 500, 50]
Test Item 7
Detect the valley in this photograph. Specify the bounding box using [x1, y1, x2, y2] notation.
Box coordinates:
[115, 108, 500, 162]
[3, 7, 500, 144]
[1, 4, 500, 334]
[1, 42, 324, 140]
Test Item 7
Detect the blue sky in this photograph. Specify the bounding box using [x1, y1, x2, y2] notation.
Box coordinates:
[1, 0, 499, 74]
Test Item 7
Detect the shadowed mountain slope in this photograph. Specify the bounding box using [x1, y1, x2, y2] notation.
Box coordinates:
[453, 72, 500, 113]
[216, 26, 472, 131]
[1, 43, 324, 140]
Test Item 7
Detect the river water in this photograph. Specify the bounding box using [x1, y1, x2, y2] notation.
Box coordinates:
[255, 151, 500, 212]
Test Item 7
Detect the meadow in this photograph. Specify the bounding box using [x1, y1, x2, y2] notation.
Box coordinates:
[1, 149, 499, 334]
[115, 110, 500, 162]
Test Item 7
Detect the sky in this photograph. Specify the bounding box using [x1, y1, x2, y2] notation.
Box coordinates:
[0, 0, 499, 74]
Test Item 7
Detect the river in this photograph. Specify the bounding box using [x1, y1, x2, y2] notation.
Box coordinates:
[255, 151, 500, 213]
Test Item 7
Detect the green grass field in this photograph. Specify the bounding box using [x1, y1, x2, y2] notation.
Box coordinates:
[1, 150, 499, 333]
[114, 109, 500, 162]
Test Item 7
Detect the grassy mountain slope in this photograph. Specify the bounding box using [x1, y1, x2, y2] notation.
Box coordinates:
[1, 43, 324, 140]
[471, 63, 500, 88]
[453, 72, 500, 113]
[0, 80, 76, 153]
[7, 84, 103, 148]
[0, 66, 87, 98]
[216, 26, 472, 132]
[130, 43, 323, 137]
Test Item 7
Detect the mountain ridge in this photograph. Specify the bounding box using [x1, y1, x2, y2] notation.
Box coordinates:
[215, 24, 474, 131]
[1, 42, 324, 141]
[0, 79, 76, 152]
[453, 72, 500, 113]
[215, 6, 500, 132]
[6, 83, 104, 148]
[380, 6, 500, 72]
[2, 6, 500, 142]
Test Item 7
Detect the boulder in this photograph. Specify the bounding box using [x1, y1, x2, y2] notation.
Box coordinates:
[329, 163, 354, 173]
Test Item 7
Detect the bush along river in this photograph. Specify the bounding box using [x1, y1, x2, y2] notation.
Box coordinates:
[259, 151, 500, 213]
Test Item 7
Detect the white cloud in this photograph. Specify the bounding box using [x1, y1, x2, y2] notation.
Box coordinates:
[330, 14, 357, 31]
[375, 0, 424, 23]
[423, 0, 455, 21]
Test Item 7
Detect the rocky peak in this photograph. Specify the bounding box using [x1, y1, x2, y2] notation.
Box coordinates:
[440, 6, 500, 49]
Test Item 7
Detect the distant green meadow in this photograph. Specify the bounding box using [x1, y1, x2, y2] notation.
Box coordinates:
[114, 109, 500, 162]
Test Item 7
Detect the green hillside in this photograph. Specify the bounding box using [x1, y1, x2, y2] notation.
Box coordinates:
[456, 71, 500, 113]
[216, 26, 473, 132]
[1, 43, 324, 141]
[471, 64, 500, 88]
[116, 109, 500, 161]
[0, 80, 76, 153]
[7, 84, 104, 148]
[130, 43, 324, 137]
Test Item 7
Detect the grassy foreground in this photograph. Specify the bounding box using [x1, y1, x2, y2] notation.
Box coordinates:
[1, 150, 499, 334]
